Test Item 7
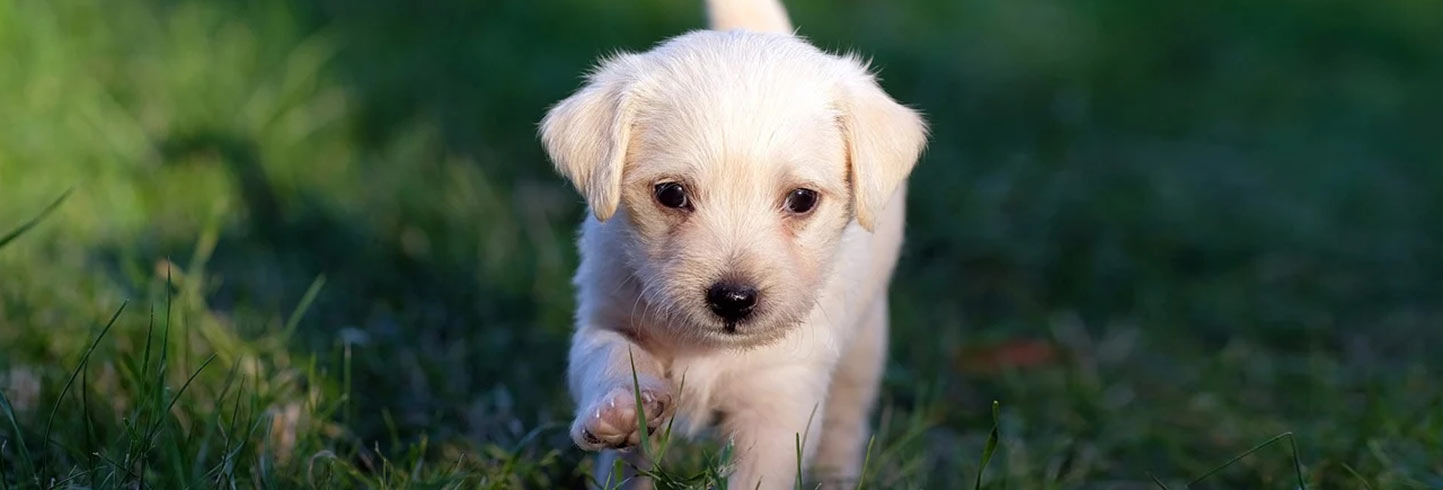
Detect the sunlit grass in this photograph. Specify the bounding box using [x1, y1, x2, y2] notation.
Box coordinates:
[3, 0, 1442, 488]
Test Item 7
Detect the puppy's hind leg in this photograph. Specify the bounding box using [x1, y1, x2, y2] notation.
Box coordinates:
[812, 298, 888, 488]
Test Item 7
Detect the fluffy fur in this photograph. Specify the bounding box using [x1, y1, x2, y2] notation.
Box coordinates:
[538, 1, 926, 488]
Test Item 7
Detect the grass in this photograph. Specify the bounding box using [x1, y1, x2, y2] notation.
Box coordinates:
[2, 0, 1442, 488]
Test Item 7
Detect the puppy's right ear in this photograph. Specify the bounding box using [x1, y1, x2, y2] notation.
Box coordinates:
[539, 57, 640, 222]
[837, 64, 928, 232]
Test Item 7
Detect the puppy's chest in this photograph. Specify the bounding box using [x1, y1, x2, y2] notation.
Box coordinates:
[658, 342, 838, 435]
[663, 354, 800, 436]
[659, 357, 729, 433]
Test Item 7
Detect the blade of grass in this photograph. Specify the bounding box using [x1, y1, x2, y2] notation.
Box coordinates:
[135, 353, 216, 490]
[0, 440, 8, 490]
[0, 389, 35, 482]
[210, 373, 252, 489]
[653, 372, 685, 464]
[1339, 462, 1375, 490]
[344, 339, 354, 430]
[0, 188, 71, 250]
[208, 359, 242, 486]
[122, 304, 156, 482]
[717, 440, 735, 488]
[82, 362, 96, 487]
[213, 359, 241, 438]
[973, 401, 1000, 490]
[140, 268, 174, 486]
[627, 349, 652, 457]
[140, 305, 155, 407]
[91, 451, 144, 481]
[46, 467, 95, 488]
[1184, 432, 1306, 489]
[801, 403, 819, 449]
[145, 354, 218, 443]
[281, 274, 326, 339]
[792, 402, 822, 490]
[44, 301, 127, 455]
[854, 435, 875, 490]
[497, 423, 559, 482]
[795, 433, 804, 489]
[609, 456, 625, 490]
[1288, 433, 1307, 490]
[1147, 472, 1170, 490]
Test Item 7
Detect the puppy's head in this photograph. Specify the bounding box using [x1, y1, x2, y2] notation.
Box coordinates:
[541, 31, 926, 346]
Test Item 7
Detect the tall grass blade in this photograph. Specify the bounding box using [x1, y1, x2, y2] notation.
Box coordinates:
[1339, 462, 1375, 490]
[1288, 433, 1307, 490]
[654, 372, 685, 463]
[610, 456, 625, 490]
[145, 354, 218, 442]
[854, 435, 876, 490]
[81, 364, 95, 485]
[44, 301, 127, 456]
[795, 403, 821, 490]
[0, 390, 35, 484]
[140, 306, 155, 404]
[0, 440, 8, 490]
[344, 340, 354, 429]
[973, 401, 1000, 490]
[794, 433, 807, 490]
[0, 188, 71, 250]
[140, 268, 175, 484]
[282, 274, 326, 339]
[209, 359, 243, 485]
[627, 349, 652, 456]
[1184, 432, 1306, 489]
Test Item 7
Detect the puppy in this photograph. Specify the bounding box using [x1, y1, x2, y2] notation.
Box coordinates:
[539, 0, 926, 488]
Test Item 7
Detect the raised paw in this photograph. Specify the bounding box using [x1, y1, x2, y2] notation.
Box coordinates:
[570, 384, 674, 451]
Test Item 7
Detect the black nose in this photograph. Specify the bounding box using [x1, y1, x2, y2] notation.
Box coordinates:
[706, 282, 758, 322]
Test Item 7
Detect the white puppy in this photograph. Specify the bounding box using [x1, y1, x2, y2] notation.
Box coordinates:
[539, 0, 926, 488]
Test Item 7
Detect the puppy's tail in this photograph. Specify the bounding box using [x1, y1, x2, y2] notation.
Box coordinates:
[705, 0, 792, 34]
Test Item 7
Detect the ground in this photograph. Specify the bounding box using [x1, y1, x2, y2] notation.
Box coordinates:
[1, 0, 1441, 488]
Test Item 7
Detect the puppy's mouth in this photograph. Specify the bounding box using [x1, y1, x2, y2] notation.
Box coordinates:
[715, 319, 761, 334]
[699, 315, 799, 349]
[715, 315, 752, 334]
[701, 310, 763, 335]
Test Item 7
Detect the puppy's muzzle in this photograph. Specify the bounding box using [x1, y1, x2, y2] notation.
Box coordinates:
[706, 281, 758, 323]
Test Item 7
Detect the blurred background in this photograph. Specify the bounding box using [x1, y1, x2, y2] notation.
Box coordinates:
[1, 0, 1440, 487]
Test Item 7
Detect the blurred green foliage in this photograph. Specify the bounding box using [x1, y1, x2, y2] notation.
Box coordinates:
[1, 0, 1440, 487]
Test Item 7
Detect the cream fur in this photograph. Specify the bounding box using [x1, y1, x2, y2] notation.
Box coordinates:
[705, 0, 793, 34]
[538, 1, 926, 488]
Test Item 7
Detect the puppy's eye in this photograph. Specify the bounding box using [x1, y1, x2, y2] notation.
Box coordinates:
[784, 188, 819, 215]
[654, 182, 691, 210]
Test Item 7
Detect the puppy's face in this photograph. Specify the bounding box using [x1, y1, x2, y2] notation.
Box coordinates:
[617, 77, 851, 345]
[541, 31, 926, 347]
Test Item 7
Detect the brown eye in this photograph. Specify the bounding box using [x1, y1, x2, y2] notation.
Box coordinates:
[784, 188, 819, 214]
[654, 182, 691, 210]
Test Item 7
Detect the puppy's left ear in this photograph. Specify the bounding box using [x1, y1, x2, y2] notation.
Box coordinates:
[539, 56, 641, 222]
[838, 67, 928, 232]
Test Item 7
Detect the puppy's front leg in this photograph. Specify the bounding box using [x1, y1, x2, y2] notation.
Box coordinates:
[721, 369, 829, 490]
[813, 298, 888, 486]
[568, 326, 674, 455]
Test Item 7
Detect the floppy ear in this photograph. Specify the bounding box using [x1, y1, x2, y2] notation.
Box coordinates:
[837, 69, 928, 232]
[539, 59, 639, 222]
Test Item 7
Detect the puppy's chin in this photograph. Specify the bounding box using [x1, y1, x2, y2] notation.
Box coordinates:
[691, 317, 801, 350]
[643, 307, 804, 350]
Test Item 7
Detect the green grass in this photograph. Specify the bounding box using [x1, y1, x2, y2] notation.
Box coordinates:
[2, 0, 1442, 488]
